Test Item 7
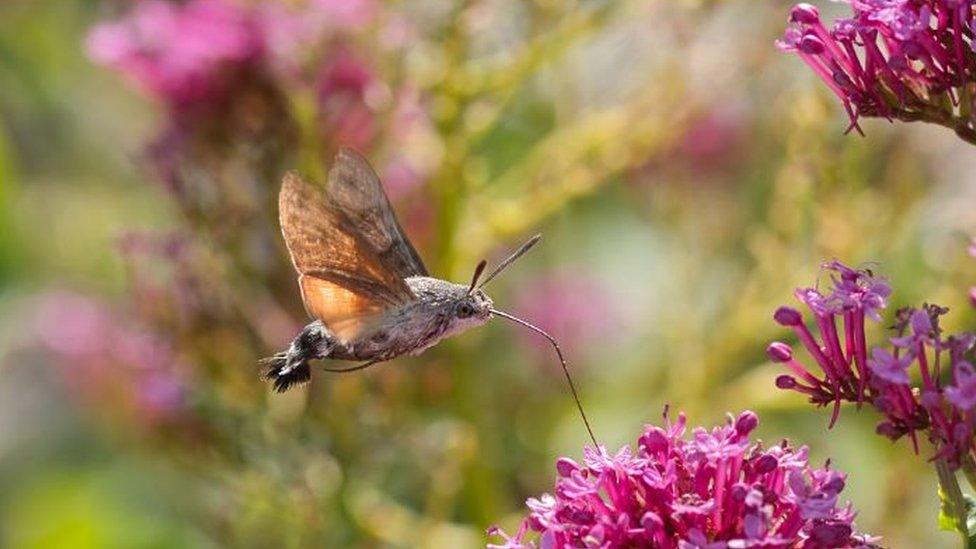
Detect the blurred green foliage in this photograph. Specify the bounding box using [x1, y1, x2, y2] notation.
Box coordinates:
[1, 0, 975, 547]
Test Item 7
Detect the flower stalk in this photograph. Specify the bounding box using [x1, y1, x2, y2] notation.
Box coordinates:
[937, 458, 972, 545]
[963, 454, 976, 493]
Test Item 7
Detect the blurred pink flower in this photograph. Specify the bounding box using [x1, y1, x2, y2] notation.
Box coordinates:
[378, 87, 437, 198]
[310, 0, 376, 28]
[137, 371, 188, 423]
[513, 271, 619, 359]
[33, 291, 190, 426]
[381, 157, 424, 199]
[86, 0, 376, 112]
[675, 108, 747, 173]
[86, 0, 262, 109]
[317, 49, 379, 150]
[35, 291, 112, 360]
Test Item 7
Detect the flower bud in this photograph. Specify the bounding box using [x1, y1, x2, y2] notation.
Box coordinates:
[799, 33, 826, 55]
[776, 375, 798, 389]
[790, 3, 820, 25]
[735, 411, 759, 436]
[774, 307, 803, 327]
[909, 308, 932, 335]
[766, 342, 793, 363]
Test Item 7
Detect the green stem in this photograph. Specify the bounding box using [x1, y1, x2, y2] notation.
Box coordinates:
[937, 458, 971, 546]
[962, 455, 976, 494]
[888, 106, 976, 147]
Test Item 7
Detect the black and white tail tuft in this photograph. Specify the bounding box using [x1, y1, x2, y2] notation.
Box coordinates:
[260, 352, 312, 392]
[260, 322, 329, 392]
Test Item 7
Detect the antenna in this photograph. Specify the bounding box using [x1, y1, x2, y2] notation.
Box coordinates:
[468, 259, 488, 295]
[490, 308, 599, 447]
[478, 234, 542, 290]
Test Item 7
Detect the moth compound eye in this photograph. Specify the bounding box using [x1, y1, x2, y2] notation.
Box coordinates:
[457, 303, 475, 318]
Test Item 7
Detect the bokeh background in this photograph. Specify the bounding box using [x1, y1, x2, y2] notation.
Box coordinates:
[1, 0, 975, 547]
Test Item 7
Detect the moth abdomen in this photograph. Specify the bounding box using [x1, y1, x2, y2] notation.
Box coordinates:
[261, 321, 335, 392]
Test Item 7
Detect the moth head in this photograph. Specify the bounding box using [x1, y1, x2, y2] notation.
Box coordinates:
[453, 288, 494, 323]
[455, 234, 542, 326]
[457, 236, 598, 446]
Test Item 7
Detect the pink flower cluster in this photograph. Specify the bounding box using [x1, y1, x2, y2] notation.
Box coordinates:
[34, 291, 190, 426]
[489, 411, 877, 548]
[86, 0, 373, 111]
[771, 261, 976, 467]
[777, 2, 976, 140]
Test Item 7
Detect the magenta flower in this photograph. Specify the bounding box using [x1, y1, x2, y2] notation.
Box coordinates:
[489, 410, 877, 548]
[768, 262, 891, 426]
[777, 2, 976, 143]
[770, 261, 976, 468]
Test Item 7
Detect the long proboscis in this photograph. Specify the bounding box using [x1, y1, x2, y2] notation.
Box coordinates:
[477, 234, 542, 290]
[490, 308, 599, 447]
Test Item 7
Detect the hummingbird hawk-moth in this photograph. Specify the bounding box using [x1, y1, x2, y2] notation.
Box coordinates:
[263, 148, 596, 444]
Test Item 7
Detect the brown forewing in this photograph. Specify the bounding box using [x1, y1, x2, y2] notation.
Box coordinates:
[279, 171, 414, 340]
[326, 148, 428, 279]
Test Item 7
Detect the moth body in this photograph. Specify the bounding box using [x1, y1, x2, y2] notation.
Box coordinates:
[324, 277, 494, 360]
[262, 277, 492, 391]
[393, 277, 494, 356]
